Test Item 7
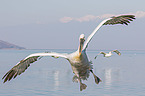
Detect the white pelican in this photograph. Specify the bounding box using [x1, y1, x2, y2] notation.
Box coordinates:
[2, 15, 135, 91]
[94, 50, 121, 59]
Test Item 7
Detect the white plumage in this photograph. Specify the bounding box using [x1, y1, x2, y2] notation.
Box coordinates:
[94, 50, 121, 59]
[2, 15, 135, 91]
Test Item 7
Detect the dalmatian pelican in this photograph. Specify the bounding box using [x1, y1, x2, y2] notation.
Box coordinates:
[94, 50, 121, 59]
[2, 15, 135, 91]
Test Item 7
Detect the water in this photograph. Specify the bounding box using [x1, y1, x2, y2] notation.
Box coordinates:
[0, 49, 145, 96]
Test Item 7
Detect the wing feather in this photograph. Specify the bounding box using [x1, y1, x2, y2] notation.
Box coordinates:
[83, 15, 135, 50]
[103, 15, 135, 25]
[2, 52, 68, 83]
[100, 52, 106, 57]
[112, 50, 121, 55]
[94, 52, 106, 59]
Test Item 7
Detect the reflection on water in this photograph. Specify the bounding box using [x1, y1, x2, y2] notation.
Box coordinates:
[53, 70, 60, 90]
[51, 68, 120, 91]
[104, 69, 112, 89]
[103, 68, 121, 90]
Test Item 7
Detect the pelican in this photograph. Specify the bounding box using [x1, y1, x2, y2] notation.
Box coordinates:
[2, 15, 135, 91]
[94, 50, 121, 59]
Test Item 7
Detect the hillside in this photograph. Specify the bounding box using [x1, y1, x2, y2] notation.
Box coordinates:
[0, 40, 25, 49]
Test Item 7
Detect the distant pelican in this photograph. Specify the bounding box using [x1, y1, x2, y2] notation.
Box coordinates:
[94, 50, 121, 59]
[2, 15, 135, 91]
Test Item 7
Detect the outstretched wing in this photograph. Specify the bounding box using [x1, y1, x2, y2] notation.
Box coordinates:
[2, 52, 68, 83]
[83, 15, 135, 51]
[112, 50, 121, 56]
[94, 52, 106, 59]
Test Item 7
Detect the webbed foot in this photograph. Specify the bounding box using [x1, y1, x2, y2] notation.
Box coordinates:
[93, 74, 102, 84]
[90, 70, 102, 84]
[80, 83, 87, 91]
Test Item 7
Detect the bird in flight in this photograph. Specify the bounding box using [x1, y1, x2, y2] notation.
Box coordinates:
[2, 15, 135, 91]
[94, 50, 121, 59]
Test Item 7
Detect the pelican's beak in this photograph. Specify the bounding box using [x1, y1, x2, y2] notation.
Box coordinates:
[79, 38, 85, 55]
[78, 34, 85, 55]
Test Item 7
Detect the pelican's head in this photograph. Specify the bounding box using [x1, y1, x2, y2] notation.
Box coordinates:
[79, 34, 85, 55]
[79, 34, 85, 39]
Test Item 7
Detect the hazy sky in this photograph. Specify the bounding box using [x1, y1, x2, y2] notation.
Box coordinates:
[0, 0, 145, 50]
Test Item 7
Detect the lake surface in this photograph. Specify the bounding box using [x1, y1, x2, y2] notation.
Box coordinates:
[0, 49, 145, 96]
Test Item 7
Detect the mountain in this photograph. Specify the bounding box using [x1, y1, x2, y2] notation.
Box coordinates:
[0, 40, 25, 49]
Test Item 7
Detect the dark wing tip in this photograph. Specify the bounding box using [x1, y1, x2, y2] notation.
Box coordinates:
[2, 56, 40, 83]
[113, 50, 121, 56]
[103, 14, 135, 25]
[2, 69, 17, 83]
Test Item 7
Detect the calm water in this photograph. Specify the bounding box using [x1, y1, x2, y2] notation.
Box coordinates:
[0, 49, 145, 96]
